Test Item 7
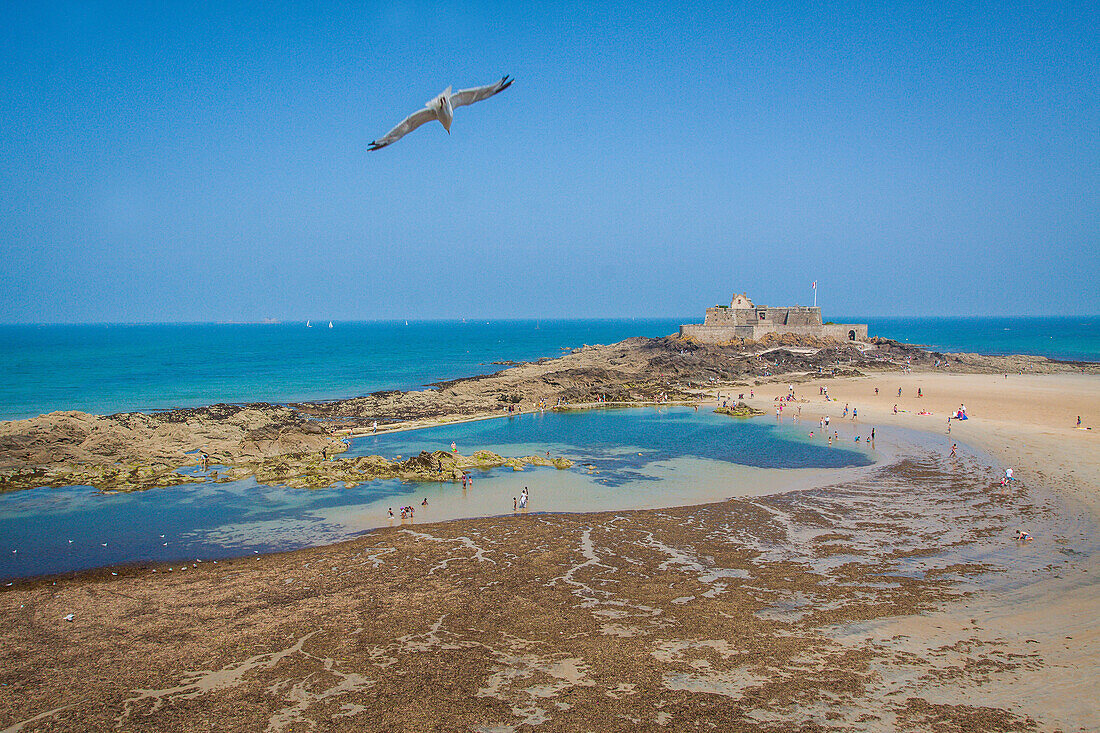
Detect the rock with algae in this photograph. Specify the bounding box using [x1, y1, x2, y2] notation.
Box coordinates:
[714, 401, 766, 418]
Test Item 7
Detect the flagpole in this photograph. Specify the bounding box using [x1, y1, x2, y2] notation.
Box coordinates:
[813, 283, 817, 308]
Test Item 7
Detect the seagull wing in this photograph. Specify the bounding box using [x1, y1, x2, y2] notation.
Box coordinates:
[369, 107, 437, 151]
[450, 76, 513, 108]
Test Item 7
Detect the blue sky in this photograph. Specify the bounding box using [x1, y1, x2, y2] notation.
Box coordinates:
[1, 1, 1097, 322]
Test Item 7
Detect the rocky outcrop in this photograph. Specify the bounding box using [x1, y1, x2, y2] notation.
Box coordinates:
[222, 450, 572, 490]
[715, 402, 767, 417]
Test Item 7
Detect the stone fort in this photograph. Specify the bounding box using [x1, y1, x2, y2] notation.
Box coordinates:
[679, 293, 869, 343]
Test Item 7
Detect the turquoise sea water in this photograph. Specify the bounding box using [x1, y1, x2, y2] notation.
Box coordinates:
[0, 317, 1096, 421]
[0, 408, 871, 580]
[852, 316, 1100, 362]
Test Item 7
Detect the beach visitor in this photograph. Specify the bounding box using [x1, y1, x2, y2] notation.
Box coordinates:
[917, 388, 922, 398]
[893, 404, 898, 415]
[828, 436, 832, 445]
[513, 497, 517, 511]
[1005, 468, 1014, 481]
[1078, 416, 1082, 427]
[871, 428, 875, 441]
[451, 441, 457, 454]
[852, 408, 857, 419]
[422, 498, 428, 506]
[950, 443, 957, 457]
[898, 387, 902, 397]
[372, 420, 378, 434]
[1015, 529, 1032, 542]
[388, 507, 393, 518]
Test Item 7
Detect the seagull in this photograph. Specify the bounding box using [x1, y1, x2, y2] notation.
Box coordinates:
[368, 76, 513, 151]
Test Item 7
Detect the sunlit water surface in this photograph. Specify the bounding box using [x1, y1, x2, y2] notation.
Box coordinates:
[0, 407, 875, 579]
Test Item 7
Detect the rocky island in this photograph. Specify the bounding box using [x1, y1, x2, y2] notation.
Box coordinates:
[0, 333, 1095, 493]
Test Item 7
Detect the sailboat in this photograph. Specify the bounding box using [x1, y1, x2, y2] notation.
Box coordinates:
[328, 321, 333, 329]
[306, 320, 312, 328]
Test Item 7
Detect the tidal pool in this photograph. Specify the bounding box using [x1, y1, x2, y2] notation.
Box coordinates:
[0, 407, 874, 580]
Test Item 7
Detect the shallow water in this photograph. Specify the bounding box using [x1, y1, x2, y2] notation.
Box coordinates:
[0, 408, 872, 580]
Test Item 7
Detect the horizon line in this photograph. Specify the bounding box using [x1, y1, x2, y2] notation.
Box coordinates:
[0, 314, 1097, 327]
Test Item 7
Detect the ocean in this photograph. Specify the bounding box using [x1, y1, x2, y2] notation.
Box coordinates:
[0, 316, 1096, 421]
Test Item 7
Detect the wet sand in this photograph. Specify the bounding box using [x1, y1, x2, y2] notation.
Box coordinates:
[0, 374, 1097, 731]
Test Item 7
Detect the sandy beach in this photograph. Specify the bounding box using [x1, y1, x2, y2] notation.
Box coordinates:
[0, 370, 1097, 731]
[749, 372, 1100, 515]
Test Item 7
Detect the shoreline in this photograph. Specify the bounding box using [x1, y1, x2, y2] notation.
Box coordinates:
[0, 341, 1097, 730]
[2, 422, 1094, 730]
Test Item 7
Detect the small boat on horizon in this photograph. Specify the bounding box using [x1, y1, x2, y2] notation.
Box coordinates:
[328, 321, 333, 329]
[306, 320, 312, 328]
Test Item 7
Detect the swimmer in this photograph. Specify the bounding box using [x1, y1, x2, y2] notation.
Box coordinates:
[1015, 529, 1032, 542]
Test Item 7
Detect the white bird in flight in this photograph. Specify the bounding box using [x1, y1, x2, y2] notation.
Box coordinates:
[369, 76, 514, 151]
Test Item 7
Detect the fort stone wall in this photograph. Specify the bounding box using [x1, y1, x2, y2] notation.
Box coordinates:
[680, 292, 868, 343]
